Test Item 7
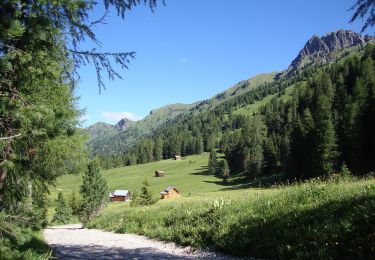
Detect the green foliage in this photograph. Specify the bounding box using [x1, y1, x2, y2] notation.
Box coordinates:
[88, 178, 375, 259]
[341, 162, 352, 178]
[69, 191, 80, 216]
[79, 161, 108, 223]
[350, 0, 375, 32]
[0, 212, 51, 259]
[52, 192, 71, 224]
[219, 159, 230, 182]
[208, 150, 218, 175]
[131, 179, 157, 207]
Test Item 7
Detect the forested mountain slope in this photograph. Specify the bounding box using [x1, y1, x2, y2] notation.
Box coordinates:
[87, 103, 194, 155]
[87, 73, 276, 155]
[90, 30, 375, 179]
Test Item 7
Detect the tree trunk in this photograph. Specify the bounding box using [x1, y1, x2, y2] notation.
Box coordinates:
[0, 89, 16, 212]
[0, 167, 7, 211]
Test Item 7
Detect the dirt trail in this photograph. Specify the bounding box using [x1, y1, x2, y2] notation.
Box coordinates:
[43, 224, 238, 259]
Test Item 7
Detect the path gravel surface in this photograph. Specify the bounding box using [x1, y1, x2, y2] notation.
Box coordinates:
[44, 224, 240, 259]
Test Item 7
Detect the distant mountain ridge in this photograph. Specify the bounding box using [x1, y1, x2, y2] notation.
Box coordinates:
[85, 122, 117, 141]
[281, 30, 374, 78]
[114, 118, 134, 131]
[86, 103, 194, 155]
[86, 29, 373, 156]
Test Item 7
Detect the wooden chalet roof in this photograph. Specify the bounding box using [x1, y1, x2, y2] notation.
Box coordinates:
[160, 185, 179, 195]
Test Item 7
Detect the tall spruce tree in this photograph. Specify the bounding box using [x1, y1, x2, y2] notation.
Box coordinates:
[243, 116, 266, 179]
[80, 161, 108, 223]
[0, 0, 162, 213]
[312, 75, 337, 177]
[220, 159, 230, 182]
[208, 150, 218, 175]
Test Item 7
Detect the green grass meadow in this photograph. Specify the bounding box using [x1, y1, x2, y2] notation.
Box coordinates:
[88, 177, 375, 259]
[48, 153, 375, 258]
[48, 153, 231, 216]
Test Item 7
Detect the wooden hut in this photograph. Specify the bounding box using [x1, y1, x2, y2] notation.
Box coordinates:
[160, 185, 180, 199]
[155, 170, 165, 177]
[109, 190, 131, 202]
[175, 155, 181, 160]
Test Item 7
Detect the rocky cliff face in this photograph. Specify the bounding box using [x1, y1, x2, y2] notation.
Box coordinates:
[282, 30, 374, 77]
[114, 118, 134, 131]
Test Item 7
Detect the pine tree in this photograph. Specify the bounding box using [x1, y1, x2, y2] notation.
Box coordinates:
[80, 161, 108, 223]
[195, 134, 204, 154]
[52, 192, 71, 224]
[313, 94, 338, 177]
[131, 179, 156, 206]
[153, 137, 163, 161]
[69, 191, 80, 216]
[0, 0, 161, 212]
[220, 159, 230, 183]
[208, 150, 218, 175]
[243, 116, 266, 179]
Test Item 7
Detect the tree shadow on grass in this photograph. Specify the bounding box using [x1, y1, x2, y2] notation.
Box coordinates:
[219, 193, 375, 259]
[204, 173, 285, 191]
[191, 165, 210, 175]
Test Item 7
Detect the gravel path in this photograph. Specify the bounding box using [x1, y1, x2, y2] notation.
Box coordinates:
[43, 224, 240, 259]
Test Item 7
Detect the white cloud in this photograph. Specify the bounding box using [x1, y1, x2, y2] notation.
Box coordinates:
[178, 57, 188, 63]
[101, 111, 142, 122]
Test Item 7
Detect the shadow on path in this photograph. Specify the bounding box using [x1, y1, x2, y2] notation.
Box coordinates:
[50, 244, 193, 259]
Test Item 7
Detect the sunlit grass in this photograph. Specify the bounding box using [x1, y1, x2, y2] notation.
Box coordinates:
[88, 177, 375, 259]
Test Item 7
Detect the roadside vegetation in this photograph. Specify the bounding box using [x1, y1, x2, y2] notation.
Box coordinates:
[0, 213, 51, 259]
[88, 176, 375, 259]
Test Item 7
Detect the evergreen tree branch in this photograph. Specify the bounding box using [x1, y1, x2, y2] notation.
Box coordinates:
[0, 134, 21, 141]
[349, 0, 375, 32]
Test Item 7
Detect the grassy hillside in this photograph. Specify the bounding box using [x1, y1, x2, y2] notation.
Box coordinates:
[234, 82, 295, 116]
[218, 72, 278, 99]
[88, 177, 375, 259]
[49, 153, 232, 207]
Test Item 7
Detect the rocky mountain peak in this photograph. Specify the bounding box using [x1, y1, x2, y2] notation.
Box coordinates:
[114, 118, 134, 131]
[282, 30, 374, 78]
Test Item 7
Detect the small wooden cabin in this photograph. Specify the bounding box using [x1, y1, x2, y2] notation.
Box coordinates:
[175, 155, 181, 160]
[160, 185, 180, 199]
[109, 190, 131, 202]
[155, 170, 165, 177]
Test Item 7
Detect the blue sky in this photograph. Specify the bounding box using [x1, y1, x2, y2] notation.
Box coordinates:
[76, 0, 373, 126]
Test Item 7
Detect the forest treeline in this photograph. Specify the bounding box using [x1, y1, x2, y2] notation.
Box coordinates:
[97, 45, 375, 180]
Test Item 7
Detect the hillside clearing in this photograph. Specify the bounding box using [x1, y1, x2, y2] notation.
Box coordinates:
[48, 153, 253, 213]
